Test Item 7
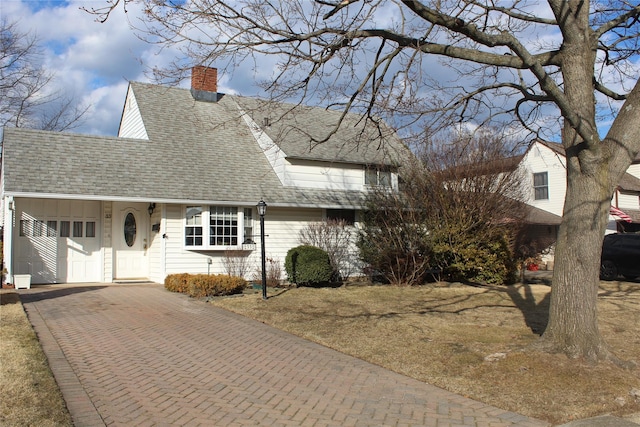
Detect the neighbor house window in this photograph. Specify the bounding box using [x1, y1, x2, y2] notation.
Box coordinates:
[533, 172, 549, 200]
[365, 166, 391, 187]
[185, 206, 203, 246]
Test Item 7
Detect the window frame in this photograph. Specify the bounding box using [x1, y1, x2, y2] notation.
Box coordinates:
[184, 205, 251, 250]
[533, 172, 549, 200]
[364, 166, 393, 188]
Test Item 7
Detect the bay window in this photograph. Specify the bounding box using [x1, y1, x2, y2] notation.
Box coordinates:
[185, 205, 251, 249]
[209, 206, 238, 246]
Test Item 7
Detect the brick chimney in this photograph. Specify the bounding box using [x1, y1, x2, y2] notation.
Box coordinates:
[191, 65, 219, 102]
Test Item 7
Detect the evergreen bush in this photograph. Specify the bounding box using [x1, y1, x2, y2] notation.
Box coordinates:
[285, 245, 334, 286]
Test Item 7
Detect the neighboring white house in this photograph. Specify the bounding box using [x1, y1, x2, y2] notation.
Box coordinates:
[0, 66, 412, 285]
[515, 139, 640, 266]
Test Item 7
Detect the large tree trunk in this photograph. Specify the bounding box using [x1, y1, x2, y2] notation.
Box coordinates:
[537, 2, 640, 362]
[538, 169, 611, 361]
[536, 0, 612, 361]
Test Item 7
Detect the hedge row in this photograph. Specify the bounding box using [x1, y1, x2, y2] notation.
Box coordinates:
[164, 273, 247, 298]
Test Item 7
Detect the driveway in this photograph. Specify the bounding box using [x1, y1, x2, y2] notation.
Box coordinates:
[21, 283, 549, 426]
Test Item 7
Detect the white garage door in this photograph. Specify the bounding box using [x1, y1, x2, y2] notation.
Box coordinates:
[14, 199, 102, 284]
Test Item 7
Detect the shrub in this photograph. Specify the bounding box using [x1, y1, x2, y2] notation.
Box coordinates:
[252, 256, 284, 287]
[298, 219, 355, 280]
[165, 273, 247, 297]
[285, 245, 334, 286]
[164, 273, 191, 293]
[432, 231, 517, 285]
[222, 250, 253, 277]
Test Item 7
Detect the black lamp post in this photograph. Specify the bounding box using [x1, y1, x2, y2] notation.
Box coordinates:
[257, 199, 268, 300]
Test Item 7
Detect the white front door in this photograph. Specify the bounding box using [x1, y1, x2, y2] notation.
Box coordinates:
[113, 203, 149, 280]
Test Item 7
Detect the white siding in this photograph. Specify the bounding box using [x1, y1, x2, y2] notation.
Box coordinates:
[241, 107, 387, 191]
[118, 87, 149, 139]
[157, 205, 363, 283]
[627, 163, 640, 180]
[616, 191, 639, 211]
[519, 142, 567, 217]
[284, 160, 364, 190]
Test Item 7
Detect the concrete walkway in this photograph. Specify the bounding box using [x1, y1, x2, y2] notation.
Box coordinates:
[21, 283, 550, 427]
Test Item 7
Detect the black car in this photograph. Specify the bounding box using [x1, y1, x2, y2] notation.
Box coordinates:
[600, 233, 640, 281]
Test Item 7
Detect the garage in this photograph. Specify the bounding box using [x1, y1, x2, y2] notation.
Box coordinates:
[12, 199, 102, 284]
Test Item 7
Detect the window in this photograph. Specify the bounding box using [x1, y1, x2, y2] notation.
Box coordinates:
[185, 206, 203, 246]
[47, 221, 57, 237]
[327, 209, 356, 225]
[209, 206, 238, 246]
[533, 172, 549, 200]
[60, 221, 70, 237]
[33, 220, 44, 237]
[365, 166, 391, 187]
[243, 208, 254, 243]
[73, 221, 83, 238]
[184, 205, 248, 249]
[86, 221, 96, 238]
[19, 219, 30, 237]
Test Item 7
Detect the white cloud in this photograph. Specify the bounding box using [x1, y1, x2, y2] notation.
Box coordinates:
[1, 0, 154, 135]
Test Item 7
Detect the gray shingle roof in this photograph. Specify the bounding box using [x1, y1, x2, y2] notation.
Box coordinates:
[233, 96, 409, 166]
[1, 82, 411, 208]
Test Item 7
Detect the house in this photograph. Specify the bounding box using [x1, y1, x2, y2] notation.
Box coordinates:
[1, 66, 411, 285]
[515, 139, 640, 267]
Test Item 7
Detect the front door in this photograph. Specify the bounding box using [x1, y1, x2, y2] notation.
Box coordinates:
[113, 203, 149, 280]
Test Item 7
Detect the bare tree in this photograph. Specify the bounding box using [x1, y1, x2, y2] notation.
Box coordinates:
[88, 0, 640, 362]
[359, 130, 527, 285]
[299, 219, 356, 280]
[0, 19, 88, 131]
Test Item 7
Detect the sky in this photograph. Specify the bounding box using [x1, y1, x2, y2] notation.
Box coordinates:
[0, 0, 634, 141]
[0, 0, 263, 136]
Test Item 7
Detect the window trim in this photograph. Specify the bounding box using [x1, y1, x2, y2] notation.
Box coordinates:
[183, 205, 251, 250]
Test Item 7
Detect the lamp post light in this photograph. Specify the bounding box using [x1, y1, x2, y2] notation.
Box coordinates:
[257, 199, 268, 300]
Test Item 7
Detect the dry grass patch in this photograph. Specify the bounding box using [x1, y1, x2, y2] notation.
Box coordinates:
[0, 290, 72, 427]
[211, 281, 640, 425]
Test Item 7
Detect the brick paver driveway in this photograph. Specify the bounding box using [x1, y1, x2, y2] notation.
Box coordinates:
[21, 284, 549, 427]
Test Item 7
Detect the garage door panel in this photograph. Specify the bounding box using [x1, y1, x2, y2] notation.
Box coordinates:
[15, 199, 101, 284]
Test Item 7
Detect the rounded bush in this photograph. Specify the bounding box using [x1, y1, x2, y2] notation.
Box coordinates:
[285, 245, 334, 286]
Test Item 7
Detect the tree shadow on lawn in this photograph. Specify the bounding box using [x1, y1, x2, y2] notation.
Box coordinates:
[504, 284, 550, 335]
